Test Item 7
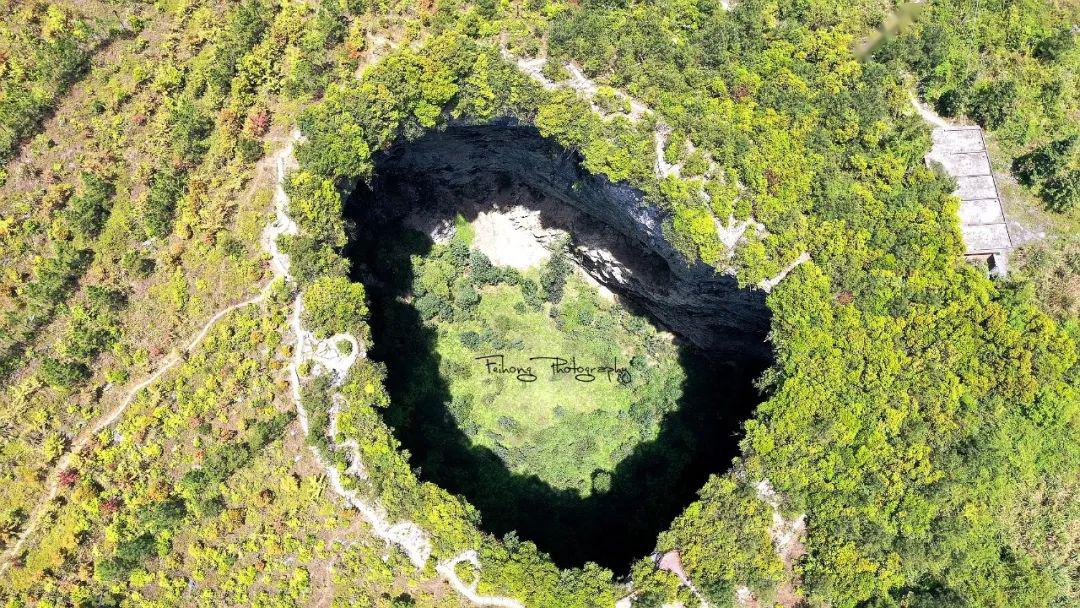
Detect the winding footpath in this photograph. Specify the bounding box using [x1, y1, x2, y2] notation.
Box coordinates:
[0, 249, 278, 578]
[0, 50, 799, 603]
[269, 134, 524, 607]
[502, 48, 807, 292]
[436, 551, 527, 608]
[0, 134, 525, 607]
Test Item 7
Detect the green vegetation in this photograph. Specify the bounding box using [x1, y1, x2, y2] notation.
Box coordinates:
[1014, 135, 1080, 212]
[382, 229, 686, 495]
[886, 0, 1079, 211]
[0, 0, 1077, 607]
[0, 0, 118, 178]
[1010, 236, 1080, 320]
[302, 275, 368, 339]
[284, 0, 1079, 604]
[633, 476, 783, 606]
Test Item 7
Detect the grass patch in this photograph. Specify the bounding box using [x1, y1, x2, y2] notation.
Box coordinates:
[374, 229, 685, 496]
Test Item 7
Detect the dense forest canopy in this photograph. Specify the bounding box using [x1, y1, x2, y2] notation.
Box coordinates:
[0, 1, 1076, 607]
[885, 0, 1079, 210]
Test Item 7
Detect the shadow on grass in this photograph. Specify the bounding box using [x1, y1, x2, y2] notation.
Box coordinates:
[342, 123, 773, 570]
[350, 219, 768, 571]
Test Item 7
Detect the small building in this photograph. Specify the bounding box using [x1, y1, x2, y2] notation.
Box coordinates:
[926, 125, 1012, 275]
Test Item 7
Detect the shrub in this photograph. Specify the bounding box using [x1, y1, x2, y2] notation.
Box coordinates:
[934, 88, 966, 118]
[62, 287, 124, 361]
[452, 277, 480, 309]
[682, 149, 710, 177]
[302, 276, 369, 338]
[469, 249, 501, 285]
[282, 234, 350, 285]
[415, 292, 452, 321]
[967, 80, 1016, 130]
[96, 532, 158, 582]
[66, 173, 114, 238]
[167, 97, 213, 164]
[23, 242, 91, 308]
[121, 250, 155, 277]
[1034, 27, 1075, 61]
[672, 203, 723, 265]
[40, 357, 90, 390]
[145, 166, 187, 238]
[1014, 136, 1079, 212]
[460, 330, 483, 350]
[139, 497, 187, 533]
[1042, 170, 1079, 211]
[520, 279, 543, 311]
[237, 136, 263, 163]
[540, 242, 572, 303]
[286, 171, 347, 247]
[207, 0, 269, 95]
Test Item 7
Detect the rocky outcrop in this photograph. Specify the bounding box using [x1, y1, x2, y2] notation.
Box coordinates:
[347, 123, 772, 361]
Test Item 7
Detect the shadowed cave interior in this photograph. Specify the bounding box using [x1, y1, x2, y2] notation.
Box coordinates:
[343, 123, 773, 571]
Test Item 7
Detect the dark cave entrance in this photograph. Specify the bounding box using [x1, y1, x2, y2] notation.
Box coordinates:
[343, 123, 773, 571]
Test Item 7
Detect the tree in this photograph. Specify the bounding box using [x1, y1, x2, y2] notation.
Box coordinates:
[66, 173, 114, 238]
[40, 357, 90, 391]
[1014, 136, 1079, 212]
[167, 96, 213, 165]
[282, 234, 350, 286]
[302, 276, 369, 338]
[286, 171, 347, 247]
[540, 242, 572, 303]
[144, 165, 187, 238]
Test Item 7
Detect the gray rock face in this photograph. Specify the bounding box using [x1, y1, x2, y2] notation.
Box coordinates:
[347, 124, 772, 361]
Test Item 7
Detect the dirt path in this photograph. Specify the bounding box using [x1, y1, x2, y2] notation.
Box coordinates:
[1, 52, 524, 607]
[436, 551, 525, 608]
[502, 48, 807, 293]
[0, 132, 303, 576]
[4, 48, 743, 604]
[0, 273, 276, 578]
[908, 91, 951, 128]
[268, 133, 534, 606]
[267, 134, 432, 569]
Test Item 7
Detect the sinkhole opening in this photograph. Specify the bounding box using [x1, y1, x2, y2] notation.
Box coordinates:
[343, 123, 773, 570]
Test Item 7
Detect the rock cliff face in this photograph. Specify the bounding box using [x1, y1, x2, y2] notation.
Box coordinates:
[346, 123, 772, 361]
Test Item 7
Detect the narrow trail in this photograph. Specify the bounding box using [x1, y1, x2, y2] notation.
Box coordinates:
[0, 276, 276, 578]
[501, 47, 806, 293]
[4, 53, 745, 604]
[436, 551, 525, 608]
[269, 134, 522, 606]
[909, 91, 951, 128]
[2, 78, 525, 608]
[0, 133, 300, 577]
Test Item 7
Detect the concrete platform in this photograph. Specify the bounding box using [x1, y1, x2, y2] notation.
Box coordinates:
[961, 224, 1012, 254]
[926, 126, 1012, 258]
[958, 198, 1005, 226]
[955, 175, 997, 200]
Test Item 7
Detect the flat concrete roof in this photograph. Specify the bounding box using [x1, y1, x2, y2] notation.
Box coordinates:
[961, 224, 1013, 253]
[927, 127, 1012, 256]
[958, 198, 1005, 225]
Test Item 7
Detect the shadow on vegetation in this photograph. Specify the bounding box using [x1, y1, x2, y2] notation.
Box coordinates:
[344, 127, 772, 571]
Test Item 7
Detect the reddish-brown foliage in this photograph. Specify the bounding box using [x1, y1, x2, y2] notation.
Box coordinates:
[248, 109, 271, 136]
[58, 468, 79, 488]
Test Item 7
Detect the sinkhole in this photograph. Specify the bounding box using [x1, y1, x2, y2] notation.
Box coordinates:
[343, 123, 773, 570]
